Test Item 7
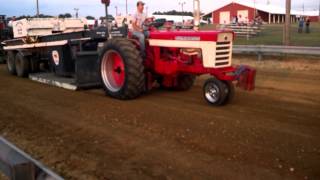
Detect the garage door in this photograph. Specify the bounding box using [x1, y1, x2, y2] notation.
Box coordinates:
[219, 11, 230, 24]
[237, 10, 249, 23]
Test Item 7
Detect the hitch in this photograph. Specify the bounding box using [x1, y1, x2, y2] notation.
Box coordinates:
[235, 65, 256, 91]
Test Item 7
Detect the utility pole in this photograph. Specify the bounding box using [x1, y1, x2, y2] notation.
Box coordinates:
[283, 0, 291, 46]
[36, 0, 40, 17]
[126, 0, 128, 16]
[74, 8, 79, 18]
[179, 1, 186, 22]
[146, 6, 148, 16]
[253, 0, 256, 18]
[115, 6, 118, 16]
[179, 1, 186, 12]
[318, 0, 320, 22]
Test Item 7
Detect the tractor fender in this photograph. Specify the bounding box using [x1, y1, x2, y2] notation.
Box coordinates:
[128, 39, 141, 50]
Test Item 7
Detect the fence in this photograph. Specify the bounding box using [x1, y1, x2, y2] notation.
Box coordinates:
[218, 24, 263, 38]
[0, 136, 63, 180]
[233, 45, 320, 60]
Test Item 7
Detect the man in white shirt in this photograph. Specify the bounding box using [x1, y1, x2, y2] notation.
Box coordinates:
[132, 1, 149, 57]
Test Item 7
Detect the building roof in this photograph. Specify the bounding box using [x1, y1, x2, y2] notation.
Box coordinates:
[210, 1, 318, 16]
[302, 10, 319, 16]
[152, 15, 193, 22]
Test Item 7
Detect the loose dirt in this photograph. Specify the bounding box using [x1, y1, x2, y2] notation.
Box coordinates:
[0, 57, 319, 180]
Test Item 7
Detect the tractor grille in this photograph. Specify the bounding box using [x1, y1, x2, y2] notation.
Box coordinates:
[215, 41, 231, 67]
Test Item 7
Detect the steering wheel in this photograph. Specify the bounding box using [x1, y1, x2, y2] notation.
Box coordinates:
[142, 17, 157, 30]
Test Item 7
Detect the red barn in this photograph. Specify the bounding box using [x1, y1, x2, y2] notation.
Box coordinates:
[205, 2, 318, 24]
[303, 11, 319, 22]
[212, 2, 256, 24]
[309, 16, 319, 22]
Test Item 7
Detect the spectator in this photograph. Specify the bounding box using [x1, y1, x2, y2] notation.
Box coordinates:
[256, 15, 263, 25]
[305, 17, 311, 33]
[232, 16, 237, 24]
[298, 18, 304, 33]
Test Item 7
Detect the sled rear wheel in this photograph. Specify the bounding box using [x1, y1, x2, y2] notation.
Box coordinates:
[6, 51, 16, 75]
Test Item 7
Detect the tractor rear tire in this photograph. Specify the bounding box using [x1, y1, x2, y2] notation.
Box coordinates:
[6, 51, 16, 75]
[100, 38, 145, 100]
[175, 74, 196, 91]
[15, 52, 30, 77]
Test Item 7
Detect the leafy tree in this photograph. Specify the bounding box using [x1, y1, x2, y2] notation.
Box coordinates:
[65, 13, 72, 18]
[58, 13, 72, 18]
[15, 15, 31, 20]
[99, 15, 114, 21]
[38, 14, 53, 18]
[86, 16, 95, 20]
[153, 10, 204, 17]
[153, 10, 193, 16]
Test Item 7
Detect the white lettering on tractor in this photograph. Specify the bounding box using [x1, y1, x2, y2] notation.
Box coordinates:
[175, 36, 200, 41]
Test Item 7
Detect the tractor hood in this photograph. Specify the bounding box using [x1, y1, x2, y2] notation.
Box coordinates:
[148, 30, 234, 68]
[149, 30, 234, 42]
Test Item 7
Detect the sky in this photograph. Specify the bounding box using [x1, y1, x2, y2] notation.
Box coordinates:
[0, 0, 318, 18]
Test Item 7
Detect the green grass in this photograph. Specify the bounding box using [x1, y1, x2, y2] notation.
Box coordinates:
[201, 23, 320, 47]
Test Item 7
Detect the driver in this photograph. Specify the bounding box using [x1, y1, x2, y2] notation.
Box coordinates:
[132, 1, 149, 57]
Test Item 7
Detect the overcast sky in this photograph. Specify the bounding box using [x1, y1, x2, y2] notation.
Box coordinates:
[0, 0, 318, 18]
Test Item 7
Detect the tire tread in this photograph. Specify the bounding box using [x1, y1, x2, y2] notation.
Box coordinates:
[100, 38, 145, 100]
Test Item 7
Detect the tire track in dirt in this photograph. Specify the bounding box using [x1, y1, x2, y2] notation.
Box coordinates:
[0, 62, 319, 179]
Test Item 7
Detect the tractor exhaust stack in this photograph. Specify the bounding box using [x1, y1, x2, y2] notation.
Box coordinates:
[193, 0, 200, 30]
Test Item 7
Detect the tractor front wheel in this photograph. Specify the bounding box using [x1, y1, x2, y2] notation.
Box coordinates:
[203, 78, 233, 106]
[100, 39, 145, 100]
[222, 81, 235, 105]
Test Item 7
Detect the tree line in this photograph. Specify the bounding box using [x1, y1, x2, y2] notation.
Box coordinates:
[153, 10, 193, 16]
[5, 14, 114, 21]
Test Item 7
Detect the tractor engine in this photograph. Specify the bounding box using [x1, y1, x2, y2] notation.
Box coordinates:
[146, 30, 234, 75]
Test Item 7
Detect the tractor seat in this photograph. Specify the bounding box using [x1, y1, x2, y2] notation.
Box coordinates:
[128, 31, 149, 42]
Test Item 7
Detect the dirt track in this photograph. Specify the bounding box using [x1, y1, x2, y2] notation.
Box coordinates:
[0, 58, 320, 180]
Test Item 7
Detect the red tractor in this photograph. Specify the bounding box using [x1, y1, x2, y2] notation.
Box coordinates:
[101, 29, 255, 105]
[100, 1, 256, 106]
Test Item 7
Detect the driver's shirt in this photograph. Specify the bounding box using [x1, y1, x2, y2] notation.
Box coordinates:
[133, 11, 147, 30]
